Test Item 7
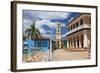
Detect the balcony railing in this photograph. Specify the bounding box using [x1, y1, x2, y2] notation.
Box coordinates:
[66, 24, 91, 35]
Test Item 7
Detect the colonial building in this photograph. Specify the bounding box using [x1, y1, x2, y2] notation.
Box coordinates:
[66, 14, 91, 50]
[55, 23, 62, 49]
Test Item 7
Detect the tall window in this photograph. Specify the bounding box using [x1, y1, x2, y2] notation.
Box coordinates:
[89, 17, 91, 24]
[76, 22, 78, 27]
[80, 19, 83, 25]
[71, 25, 72, 30]
[73, 24, 75, 29]
[68, 27, 70, 31]
[70, 26, 71, 30]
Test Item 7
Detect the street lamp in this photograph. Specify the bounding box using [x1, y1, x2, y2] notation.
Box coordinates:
[50, 30, 53, 61]
[47, 30, 52, 61]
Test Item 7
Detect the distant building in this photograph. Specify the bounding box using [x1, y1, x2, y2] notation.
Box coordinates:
[66, 14, 91, 49]
[55, 23, 62, 49]
[23, 38, 50, 55]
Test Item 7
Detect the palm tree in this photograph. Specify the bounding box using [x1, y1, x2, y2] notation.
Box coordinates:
[25, 21, 41, 39]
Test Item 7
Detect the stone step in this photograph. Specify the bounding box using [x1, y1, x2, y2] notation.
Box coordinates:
[65, 48, 88, 52]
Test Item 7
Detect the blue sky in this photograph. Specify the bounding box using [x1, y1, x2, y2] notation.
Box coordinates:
[23, 10, 80, 39]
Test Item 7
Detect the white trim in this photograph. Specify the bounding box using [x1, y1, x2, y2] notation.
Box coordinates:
[16, 3, 96, 70]
[66, 24, 90, 35]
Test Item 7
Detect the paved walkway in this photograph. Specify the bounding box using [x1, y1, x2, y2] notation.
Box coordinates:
[23, 51, 49, 62]
[23, 49, 90, 62]
[52, 49, 90, 61]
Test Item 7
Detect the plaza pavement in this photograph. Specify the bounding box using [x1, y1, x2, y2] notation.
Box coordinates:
[52, 49, 90, 61]
[23, 49, 90, 62]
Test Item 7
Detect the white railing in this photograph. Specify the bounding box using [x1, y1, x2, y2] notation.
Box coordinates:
[66, 24, 90, 35]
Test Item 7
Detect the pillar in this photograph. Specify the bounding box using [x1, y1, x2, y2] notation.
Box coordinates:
[67, 39, 69, 48]
[72, 37, 74, 48]
[83, 30, 88, 48]
[79, 35, 82, 48]
[75, 36, 78, 48]
[70, 38, 72, 48]
[69, 38, 71, 48]
[68, 39, 70, 48]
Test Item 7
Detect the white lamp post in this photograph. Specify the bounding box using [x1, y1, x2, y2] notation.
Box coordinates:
[47, 30, 52, 61]
[50, 30, 53, 61]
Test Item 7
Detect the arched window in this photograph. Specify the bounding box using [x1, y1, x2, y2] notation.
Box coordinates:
[76, 22, 78, 27]
[80, 19, 83, 25]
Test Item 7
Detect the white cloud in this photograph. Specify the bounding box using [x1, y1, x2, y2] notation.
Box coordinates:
[23, 19, 33, 33]
[35, 19, 57, 30]
[23, 10, 69, 37]
[24, 10, 70, 20]
[23, 10, 69, 30]
[42, 34, 51, 38]
[23, 18, 66, 36]
[35, 19, 50, 29]
[39, 28, 46, 34]
[68, 17, 74, 23]
[35, 19, 65, 28]
[38, 11, 70, 20]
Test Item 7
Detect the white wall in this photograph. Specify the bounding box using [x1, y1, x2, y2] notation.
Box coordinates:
[0, 0, 99, 73]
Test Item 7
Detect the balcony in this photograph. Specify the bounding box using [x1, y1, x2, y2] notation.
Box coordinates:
[66, 24, 91, 35]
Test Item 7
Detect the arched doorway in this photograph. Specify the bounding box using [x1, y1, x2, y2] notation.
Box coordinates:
[77, 36, 79, 48]
[80, 34, 83, 48]
[73, 37, 76, 47]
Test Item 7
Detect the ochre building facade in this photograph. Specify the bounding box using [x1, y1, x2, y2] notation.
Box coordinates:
[66, 14, 91, 50]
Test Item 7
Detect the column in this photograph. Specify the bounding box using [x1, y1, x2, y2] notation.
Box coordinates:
[72, 37, 74, 48]
[75, 36, 78, 48]
[69, 38, 71, 48]
[79, 35, 82, 48]
[83, 30, 88, 48]
[69, 39, 70, 48]
[70, 38, 72, 48]
[67, 39, 69, 48]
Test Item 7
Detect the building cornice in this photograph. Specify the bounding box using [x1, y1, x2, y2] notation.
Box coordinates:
[66, 13, 91, 27]
[66, 24, 91, 36]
